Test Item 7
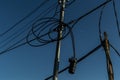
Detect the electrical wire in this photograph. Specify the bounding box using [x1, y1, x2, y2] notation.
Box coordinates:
[0, 0, 112, 55]
[45, 44, 102, 80]
[70, 30, 76, 58]
[0, 26, 29, 49]
[99, 11, 115, 80]
[110, 43, 120, 57]
[0, 0, 50, 37]
[67, 0, 112, 29]
[112, 0, 120, 37]
[98, 5, 106, 43]
[0, 19, 70, 54]
[0, 2, 59, 50]
[44, 1, 113, 79]
[98, 0, 120, 60]
[27, 17, 71, 47]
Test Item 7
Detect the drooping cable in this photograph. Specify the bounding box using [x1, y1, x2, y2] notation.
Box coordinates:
[98, 0, 120, 70]
[67, 0, 112, 29]
[98, 5, 106, 43]
[45, 44, 102, 80]
[27, 17, 71, 47]
[0, 0, 112, 55]
[0, 18, 71, 55]
[44, 0, 112, 79]
[0, 2, 59, 50]
[112, 0, 120, 37]
[70, 30, 76, 58]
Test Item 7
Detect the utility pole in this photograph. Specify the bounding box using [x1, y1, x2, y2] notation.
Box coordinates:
[53, 0, 66, 80]
[103, 32, 114, 80]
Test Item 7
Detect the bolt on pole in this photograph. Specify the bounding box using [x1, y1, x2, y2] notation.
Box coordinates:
[103, 32, 114, 80]
[53, 0, 66, 80]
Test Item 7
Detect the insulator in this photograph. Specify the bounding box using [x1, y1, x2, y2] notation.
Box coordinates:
[68, 57, 77, 74]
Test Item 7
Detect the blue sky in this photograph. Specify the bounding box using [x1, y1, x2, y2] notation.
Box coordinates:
[0, 0, 120, 80]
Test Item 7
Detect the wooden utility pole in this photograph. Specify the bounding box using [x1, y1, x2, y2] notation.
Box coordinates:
[53, 0, 66, 80]
[103, 32, 114, 80]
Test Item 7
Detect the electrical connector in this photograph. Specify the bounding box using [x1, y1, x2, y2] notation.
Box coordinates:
[68, 57, 77, 74]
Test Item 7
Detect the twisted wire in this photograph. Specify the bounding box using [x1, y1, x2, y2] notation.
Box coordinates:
[0, 0, 112, 55]
[26, 17, 71, 47]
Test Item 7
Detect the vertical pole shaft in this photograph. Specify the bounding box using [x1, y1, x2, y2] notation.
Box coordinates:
[103, 32, 114, 80]
[53, 0, 66, 80]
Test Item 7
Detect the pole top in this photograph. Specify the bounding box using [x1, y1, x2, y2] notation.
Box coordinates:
[104, 32, 108, 40]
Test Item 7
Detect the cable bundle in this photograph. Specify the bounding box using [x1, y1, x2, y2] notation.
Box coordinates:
[26, 17, 71, 47]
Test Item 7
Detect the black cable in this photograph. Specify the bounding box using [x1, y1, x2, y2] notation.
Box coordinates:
[44, 1, 112, 79]
[98, 5, 106, 43]
[0, 20, 70, 54]
[27, 19, 59, 47]
[0, 0, 49, 37]
[0, 23, 68, 54]
[27, 17, 71, 47]
[67, 0, 112, 28]
[110, 43, 120, 57]
[45, 44, 102, 80]
[98, 4, 112, 79]
[70, 30, 76, 58]
[26, 2, 61, 46]
[112, 0, 120, 37]
[98, 1, 119, 79]
[0, 1, 60, 54]
[52, 0, 112, 45]
[0, 0, 112, 55]
[0, 2, 58, 49]
[0, 26, 29, 49]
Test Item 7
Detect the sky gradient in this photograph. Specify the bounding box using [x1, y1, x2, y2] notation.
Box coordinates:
[0, 0, 120, 80]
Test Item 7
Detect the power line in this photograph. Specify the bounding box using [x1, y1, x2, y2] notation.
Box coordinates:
[0, 0, 49, 37]
[45, 44, 102, 80]
[0, 2, 59, 50]
[110, 43, 120, 57]
[0, 0, 112, 56]
[112, 0, 120, 37]
[68, 0, 112, 29]
[70, 30, 76, 58]
[98, 5, 106, 43]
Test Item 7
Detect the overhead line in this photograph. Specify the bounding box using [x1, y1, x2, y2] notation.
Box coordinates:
[68, 0, 112, 28]
[0, 2, 58, 49]
[0, 0, 112, 55]
[112, 0, 120, 37]
[110, 44, 120, 57]
[98, 5, 106, 42]
[0, 28, 54, 55]
[45, 44, 102, 80]
[0, 0, 49, 37]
